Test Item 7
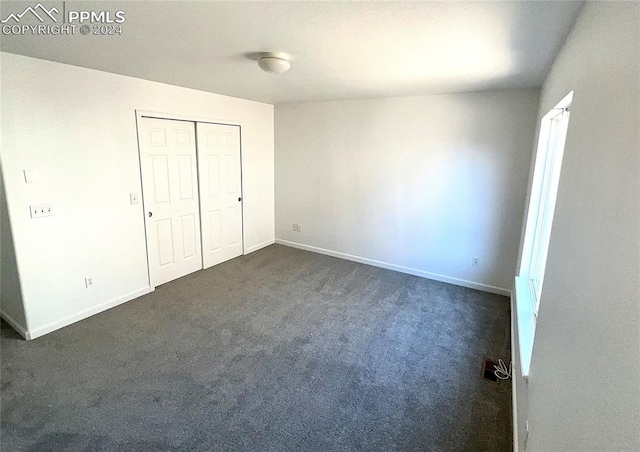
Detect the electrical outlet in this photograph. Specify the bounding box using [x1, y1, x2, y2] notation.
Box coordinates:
[29, 203, 54, 218]
[472, 256, 479, 267]
[293, 224, 302, 232]
[85, 277, 94, 288]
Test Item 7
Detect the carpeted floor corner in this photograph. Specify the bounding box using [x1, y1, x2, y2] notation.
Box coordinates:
[1, 244, 512, 451]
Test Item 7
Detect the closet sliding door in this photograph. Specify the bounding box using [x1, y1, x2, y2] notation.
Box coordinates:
[196, 123, 243, 269]
[138, 117, 203, 287]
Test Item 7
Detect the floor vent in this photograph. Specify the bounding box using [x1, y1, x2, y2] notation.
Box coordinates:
[481, 358, 499, 382]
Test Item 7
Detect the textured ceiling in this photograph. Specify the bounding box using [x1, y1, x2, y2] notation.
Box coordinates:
[0, 1, 583, 104]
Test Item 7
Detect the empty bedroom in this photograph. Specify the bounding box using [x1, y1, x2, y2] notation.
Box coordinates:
[0, 1, 638, 451]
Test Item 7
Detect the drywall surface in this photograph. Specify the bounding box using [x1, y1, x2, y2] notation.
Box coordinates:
[0, 163, 27, 333]
[0, 52, 274, 338]
[275, 90, 539, 293]
[513, 3, 640, 451]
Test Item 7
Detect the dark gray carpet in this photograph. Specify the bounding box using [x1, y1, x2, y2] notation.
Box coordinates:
[1, 244, 512, 451]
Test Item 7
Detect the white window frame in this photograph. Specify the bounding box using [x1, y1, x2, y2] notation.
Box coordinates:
[515, 91, 572, 376]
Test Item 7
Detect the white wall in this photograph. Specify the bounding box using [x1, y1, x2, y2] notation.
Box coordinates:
[513, 3, 640, 451]
[0, 163, 28, 334]
[275, 90, 539, 293]
[0, 52, 274, 339]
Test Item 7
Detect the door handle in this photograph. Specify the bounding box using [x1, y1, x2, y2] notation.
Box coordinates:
[148, 212, 153, 217]
[238, 197, 242, 202]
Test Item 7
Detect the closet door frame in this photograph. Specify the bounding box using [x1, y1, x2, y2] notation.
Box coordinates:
[135, 110, 246, 291]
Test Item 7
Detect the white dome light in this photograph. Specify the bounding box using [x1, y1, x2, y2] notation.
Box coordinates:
[258, 56, 290, 74]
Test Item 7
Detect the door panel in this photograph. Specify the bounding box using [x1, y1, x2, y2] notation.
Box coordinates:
[228, 206, 241, 244]
[181, 214, 198, 259]
[206, 155, 220, 196]
[151, 156, 170, 203]
[139, 117, 203, 286]
[226, 157, 239, 193]
[177, 155, 195, 200]
[156, 219, 174, 266]
[196, 123, 243, 269]
[207, 209, 223, 251]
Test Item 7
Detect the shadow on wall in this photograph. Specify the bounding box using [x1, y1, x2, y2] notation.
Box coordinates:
[388, 142, 509, 281]
[288, 94, 531, 289]
[0, 163, 27, 337]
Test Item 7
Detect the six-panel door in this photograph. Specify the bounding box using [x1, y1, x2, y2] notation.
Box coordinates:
[196, 123, 243, 269]
[139, 117, 203, 287]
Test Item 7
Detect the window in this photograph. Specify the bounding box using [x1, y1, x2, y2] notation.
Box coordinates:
[515, 91, 572, 376]
[519, 92, 572, 315]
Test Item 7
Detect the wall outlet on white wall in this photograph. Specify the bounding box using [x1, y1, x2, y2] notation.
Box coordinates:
[472, 256, 480, 266]
[85, 277, 94, 288]
[293, 224, 302, 232]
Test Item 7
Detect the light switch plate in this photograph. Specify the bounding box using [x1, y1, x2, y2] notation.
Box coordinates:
[23, 169, 40, 184]
[130, 192, 139, 204]
[30, 203, 54, 218]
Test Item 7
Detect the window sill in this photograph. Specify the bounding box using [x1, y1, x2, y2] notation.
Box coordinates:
[514, 276, 537, 378]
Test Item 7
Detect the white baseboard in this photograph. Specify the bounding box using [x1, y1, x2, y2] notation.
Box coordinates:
[0, 309, 29, 339]
[511, 293, 520, 452]
[275, 239, 511, 297]
[244, 238, 275, 255]
[26, 286, 152, 340]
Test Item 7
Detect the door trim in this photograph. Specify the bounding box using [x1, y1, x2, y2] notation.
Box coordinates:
[135, 110, 246, 290]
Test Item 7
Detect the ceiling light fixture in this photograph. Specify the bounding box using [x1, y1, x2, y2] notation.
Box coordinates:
[258, 53, 290, 74]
